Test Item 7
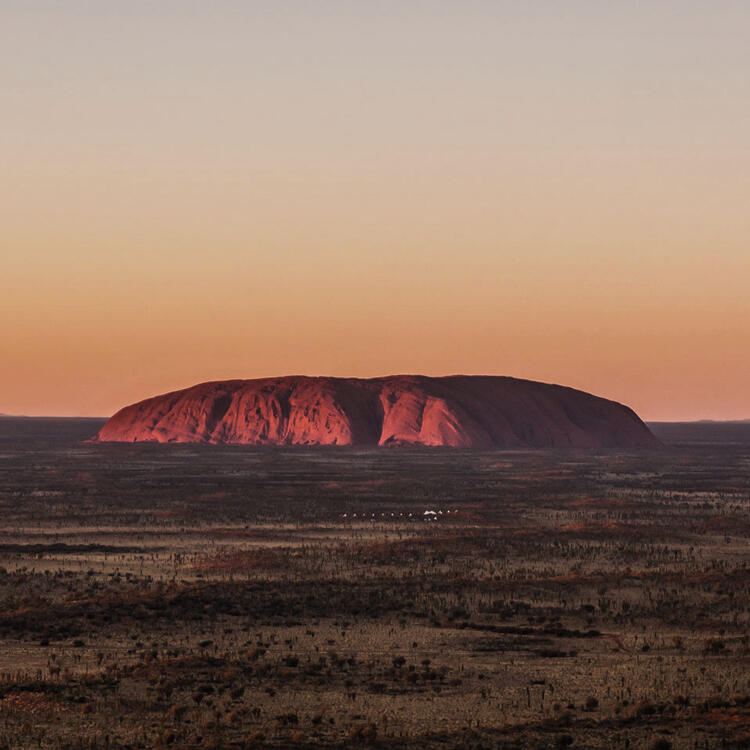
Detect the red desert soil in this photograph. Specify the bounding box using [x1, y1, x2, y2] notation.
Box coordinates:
[94, 375, 659, 449]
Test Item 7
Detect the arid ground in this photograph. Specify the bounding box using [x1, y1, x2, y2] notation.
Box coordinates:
[0, 418, 748, 749]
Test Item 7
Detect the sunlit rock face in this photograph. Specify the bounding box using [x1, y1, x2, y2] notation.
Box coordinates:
[94, 375, 660, 450]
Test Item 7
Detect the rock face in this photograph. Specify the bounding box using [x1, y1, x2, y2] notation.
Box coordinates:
[94, 376, 659, 450]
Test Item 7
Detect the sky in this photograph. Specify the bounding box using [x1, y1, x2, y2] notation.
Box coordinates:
[2, 1, 749, 420]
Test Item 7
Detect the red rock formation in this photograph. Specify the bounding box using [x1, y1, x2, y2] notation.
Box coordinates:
[93, 376, 659, 450]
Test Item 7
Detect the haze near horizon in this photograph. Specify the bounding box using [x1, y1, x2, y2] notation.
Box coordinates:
[2, 1, 749, 420]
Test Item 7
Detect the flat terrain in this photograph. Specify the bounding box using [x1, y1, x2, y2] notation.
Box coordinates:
[0, 418, 748, 749]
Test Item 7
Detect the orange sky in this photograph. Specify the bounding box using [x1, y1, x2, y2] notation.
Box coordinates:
[2, 2, 749, 420]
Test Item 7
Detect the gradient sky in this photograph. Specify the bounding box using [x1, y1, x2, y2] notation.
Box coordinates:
[2, 1, 749, 420]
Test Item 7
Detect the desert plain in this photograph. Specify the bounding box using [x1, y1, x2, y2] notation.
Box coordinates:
[0, 418, 748, 749]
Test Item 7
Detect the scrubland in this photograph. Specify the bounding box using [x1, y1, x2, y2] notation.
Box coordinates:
[0, 418, 747, 748]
